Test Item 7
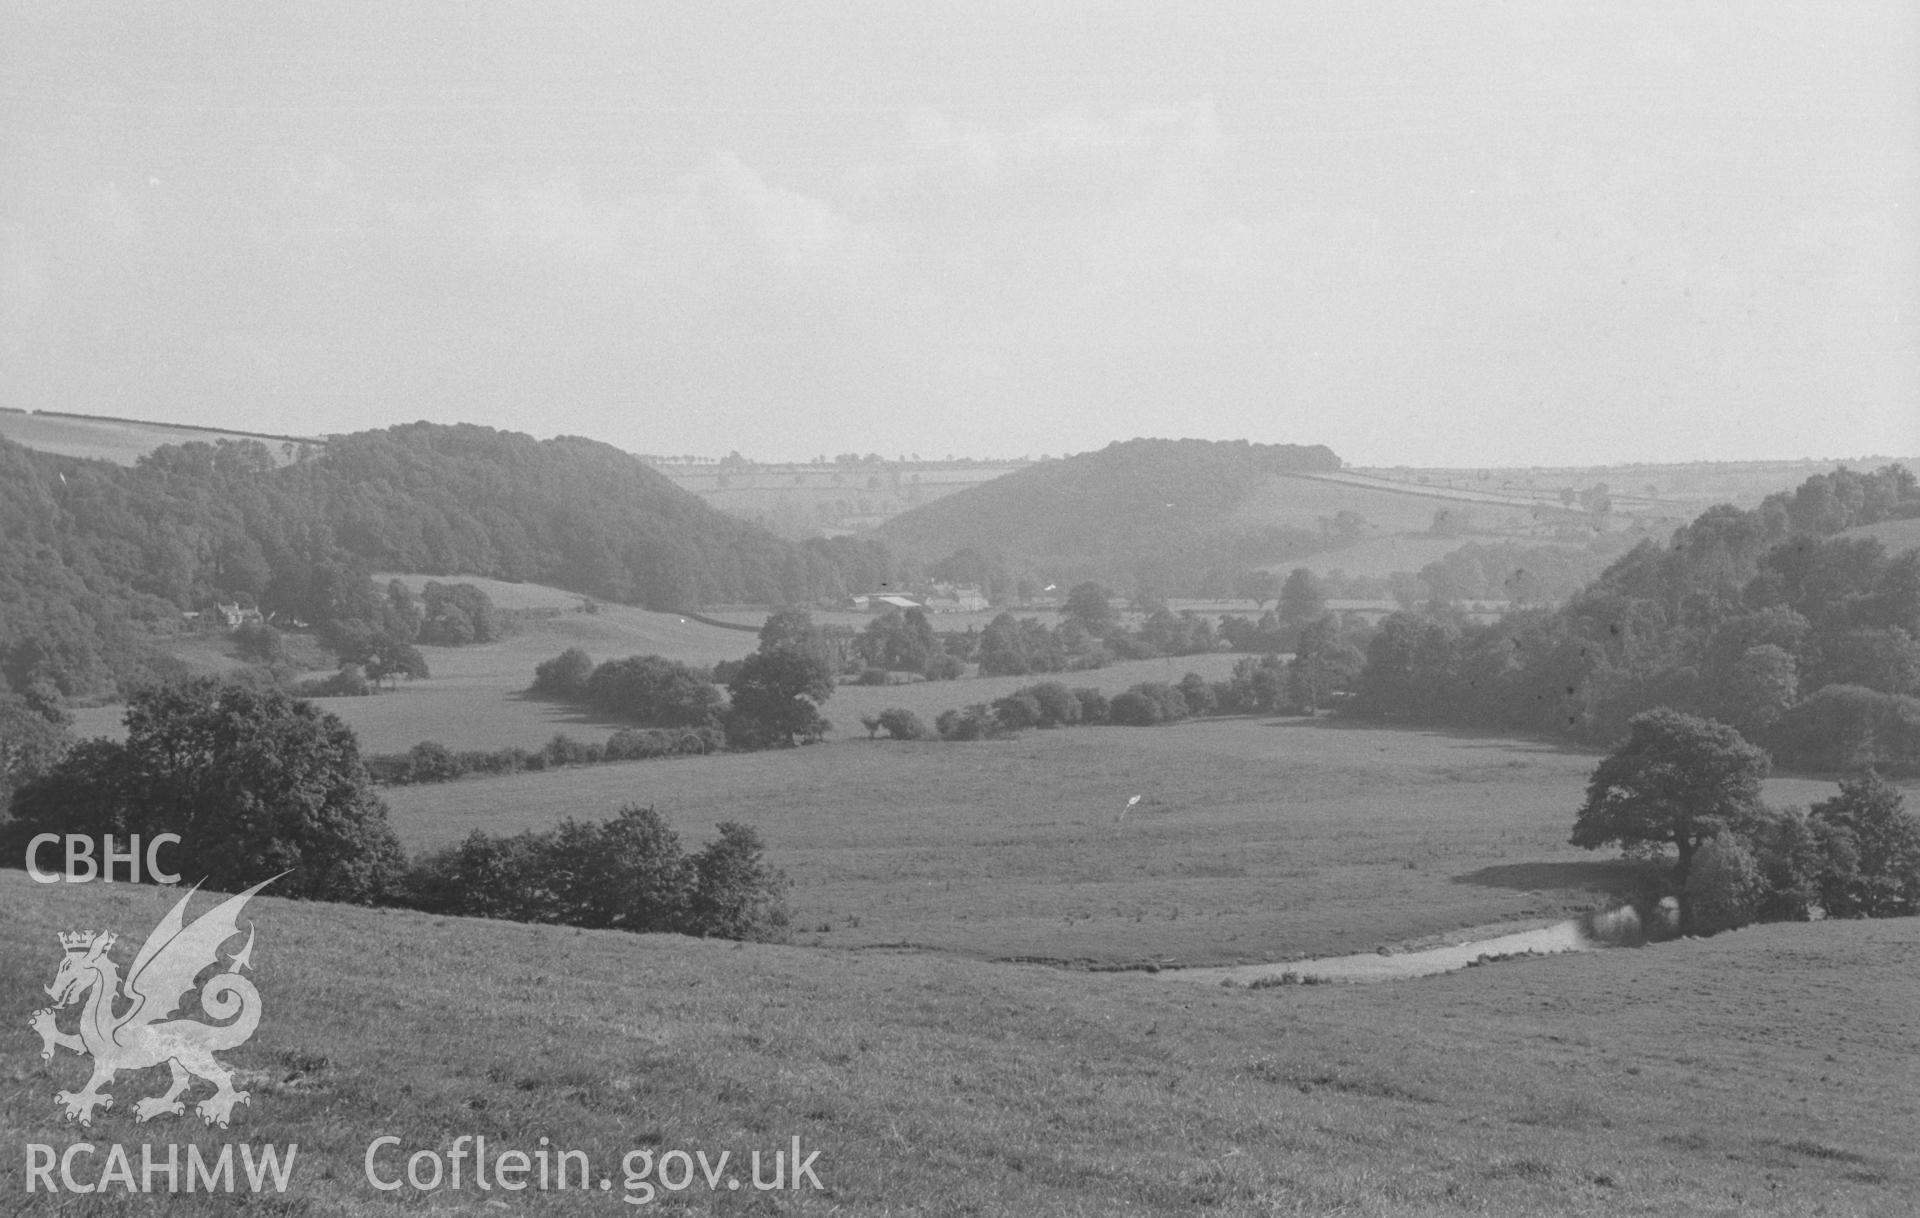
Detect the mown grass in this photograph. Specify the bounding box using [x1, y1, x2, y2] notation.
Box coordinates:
[383, 716, 1869, 968]
[3, 876, 1914, 1215]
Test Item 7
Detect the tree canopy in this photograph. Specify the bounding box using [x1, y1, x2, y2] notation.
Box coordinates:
[1571, 708, 1770, 908]
[4, 676, 404, 901]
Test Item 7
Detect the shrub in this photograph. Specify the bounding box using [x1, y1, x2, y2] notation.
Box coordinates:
[531, 647, 594, 698]
[407, 740, 460, 784]
[1026, 681, 1081, 727]
[1073, 687, 1110, 725]
[684, 823, 790, 941]
[1685, 833, 1767, 934]
[1745, 805, 1823, 921]
[923, 654, 965, 681]
[993, 691, 1044, 731]
[544, 733, 593, 766]
[1108, 690, 1161, 726]
[858, 667, 890, 686]
[937, 703, 996, 741]
[295, 666, 374, 697]
[877, 707, 931, 741]
[1809, 770, 1920, 917]
[402, 806, 786, 941]
[1178, 672, 1217, 716]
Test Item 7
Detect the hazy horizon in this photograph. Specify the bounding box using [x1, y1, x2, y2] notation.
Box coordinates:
[4, 3, 1915, 468]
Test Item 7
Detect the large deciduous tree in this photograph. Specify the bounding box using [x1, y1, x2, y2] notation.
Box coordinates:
[4, 677, 404, 901]
[1571, 708, 1770, 921]
[725, 611, 835, 747]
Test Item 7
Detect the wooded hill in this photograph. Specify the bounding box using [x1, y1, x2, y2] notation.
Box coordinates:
[0, 423, 897, 698]
[873, 437, 1344, 589]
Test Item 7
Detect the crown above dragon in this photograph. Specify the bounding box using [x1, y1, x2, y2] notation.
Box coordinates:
[58, 930, 110, 953]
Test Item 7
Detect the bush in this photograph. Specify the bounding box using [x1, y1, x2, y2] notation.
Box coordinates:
[1073, 687, 1110, 725]
[937, 703, 996, 741]
[993, 691, 1044, 731]
[532, 647, 594, 698]
[1178, 672, 1217, 716]
[544, 733, 593, 766]
[1809, 770, 1920, 917]
[923, 654, 965, 681]
[407, 740, 460, 784]
[684, 823, 791, 941]
[295, 666, 374, 697]
[1026, 682, 1081, 727]
[1685, 833, 1767, 934]
[402, 805, 787, 941]
[1108, 690, 1161, 726]
[858, 666, 890, 686]
[876, 707, 931, 741]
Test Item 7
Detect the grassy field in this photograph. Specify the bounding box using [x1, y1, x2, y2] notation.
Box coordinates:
[3, 871, 1915, 1215]
[381, 717, 1879, 970]
[0, 409, 317, 466]
[1840, 517, 1920, 555]
[70, 593, 761, 749]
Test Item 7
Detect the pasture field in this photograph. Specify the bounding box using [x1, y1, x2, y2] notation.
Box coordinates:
[68, 597, 764, 751]
[0, 409, 317, 466]
[4, 871, 1915, 1215]
[1840, 516, 1920, 555]
[382, 717, 1878, 969]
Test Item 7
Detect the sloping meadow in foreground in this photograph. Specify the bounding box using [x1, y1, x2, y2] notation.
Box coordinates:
[2, 875, 1914, 1215]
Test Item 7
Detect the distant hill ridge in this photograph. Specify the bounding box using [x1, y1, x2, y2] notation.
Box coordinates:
[875, 437, 1340, 564]
[0, 422, 898, 697]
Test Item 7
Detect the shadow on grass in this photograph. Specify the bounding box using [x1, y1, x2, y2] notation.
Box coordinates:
[503, 690, 647, 734]
[1451, 859, 1664, 895]
[1261, 713, 1600, 757]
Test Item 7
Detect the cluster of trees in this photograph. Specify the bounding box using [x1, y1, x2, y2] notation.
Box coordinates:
[1572, 709, 1920, 932]
[0, 676, 787, 941]
[530, 610, 838, 751]
[865, 643, 1365, 746]
[1, 678, 405, 902]
[366, 727, 724, 786]
[0, 423, 901, 700]
[532, 648, 724, 726]
[406, 808, 789, 941]
[1349, 466, 1920, 769]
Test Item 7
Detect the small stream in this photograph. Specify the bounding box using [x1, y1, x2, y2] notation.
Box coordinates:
[1167, 919, 1595, 986]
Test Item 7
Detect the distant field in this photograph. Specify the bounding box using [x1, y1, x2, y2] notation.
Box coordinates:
[6, 875, 1913, 1215]
[1363, 457, 1918, 510]
[1841, 516, 1920, 555]
[70, 591, 764, 752]
[382, 716, 1876, 969]
[1226, 471, 1541, 535]
[0, 409, 318, 466]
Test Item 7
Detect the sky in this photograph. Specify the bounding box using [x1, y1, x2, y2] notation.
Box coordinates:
[2, 2, 1915, 468]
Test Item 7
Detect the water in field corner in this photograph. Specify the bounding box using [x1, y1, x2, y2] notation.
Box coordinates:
[1169, 919, 1596, 987]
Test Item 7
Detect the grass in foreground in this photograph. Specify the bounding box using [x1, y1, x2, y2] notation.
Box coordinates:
[2, 875, 1913, 1215]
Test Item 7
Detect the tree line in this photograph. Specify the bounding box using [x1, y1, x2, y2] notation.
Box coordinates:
[0, 676, 789, 941]
[1347, 465, 1920, 770]
[0, 423, 899, 701]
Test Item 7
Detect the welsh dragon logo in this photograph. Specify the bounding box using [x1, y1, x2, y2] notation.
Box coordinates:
[29, 876, 278, 1128]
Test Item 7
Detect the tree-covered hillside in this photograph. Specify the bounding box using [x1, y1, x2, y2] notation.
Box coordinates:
[0, 423, 897, 698]
[874, 437, 1342, 588]
[1349, 464, 1920, 768]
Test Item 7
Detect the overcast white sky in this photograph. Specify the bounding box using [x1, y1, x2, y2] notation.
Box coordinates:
[3, 2, 1915, 467]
